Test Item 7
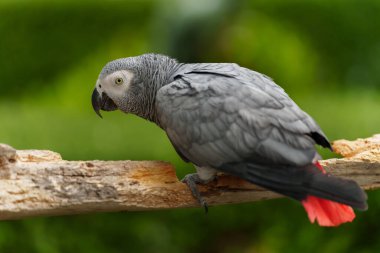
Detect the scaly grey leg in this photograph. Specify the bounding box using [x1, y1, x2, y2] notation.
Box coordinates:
[182, 173, 209, 213]
[182, 166, 217, 213]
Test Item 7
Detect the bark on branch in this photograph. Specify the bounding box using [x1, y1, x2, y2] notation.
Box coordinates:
[0, 134, 379, 220]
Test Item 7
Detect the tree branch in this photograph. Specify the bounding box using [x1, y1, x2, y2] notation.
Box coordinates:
[0, 134, 379, 220]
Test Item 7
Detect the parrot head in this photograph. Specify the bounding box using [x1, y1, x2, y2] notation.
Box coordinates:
[91, 54, 178, 119]
[91, 58, 138, 118]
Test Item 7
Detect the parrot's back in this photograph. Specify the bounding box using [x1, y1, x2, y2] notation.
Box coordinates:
[158, 63, 326, 168]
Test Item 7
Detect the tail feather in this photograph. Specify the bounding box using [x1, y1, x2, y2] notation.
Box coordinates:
[219, 161, 367, 226]
[302, 162, 355, 227]
[302, 162, 358, 226]
[302, 195, 355, 226]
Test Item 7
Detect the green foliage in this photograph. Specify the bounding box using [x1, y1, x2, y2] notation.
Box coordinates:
[0, 1, 153, 97]
[250, 0, 380, 89]
[0, 0, 379, 252]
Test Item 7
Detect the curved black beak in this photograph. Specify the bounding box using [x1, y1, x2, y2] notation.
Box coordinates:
[92, 89, 103, 118]
[91, 89, 118, 118]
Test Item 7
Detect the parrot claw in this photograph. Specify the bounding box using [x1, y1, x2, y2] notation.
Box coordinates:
[181, 173, 209, 213]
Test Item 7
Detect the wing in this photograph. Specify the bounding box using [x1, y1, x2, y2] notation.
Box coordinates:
[156, 63, 330, 168]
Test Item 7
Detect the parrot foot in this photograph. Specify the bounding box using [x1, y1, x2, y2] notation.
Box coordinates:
[181, 173, 209, 213]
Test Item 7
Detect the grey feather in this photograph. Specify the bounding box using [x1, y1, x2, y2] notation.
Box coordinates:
[156, 63, 325, 167]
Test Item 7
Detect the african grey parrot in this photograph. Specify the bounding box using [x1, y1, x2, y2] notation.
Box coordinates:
[91, 53, 367, 226]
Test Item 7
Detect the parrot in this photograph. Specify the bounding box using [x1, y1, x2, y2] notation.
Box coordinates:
[91, 53, 367, 226]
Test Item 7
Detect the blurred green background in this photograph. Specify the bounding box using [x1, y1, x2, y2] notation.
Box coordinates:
[1, 0, 380, 252]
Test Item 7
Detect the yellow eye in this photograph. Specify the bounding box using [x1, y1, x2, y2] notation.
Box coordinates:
[115, 78, 124, 85]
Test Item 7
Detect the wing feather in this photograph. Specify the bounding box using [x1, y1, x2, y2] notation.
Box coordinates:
[156, 64, 329, 167]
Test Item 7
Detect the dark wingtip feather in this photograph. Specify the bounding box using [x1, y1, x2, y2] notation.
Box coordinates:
[308, 132, 333, 151]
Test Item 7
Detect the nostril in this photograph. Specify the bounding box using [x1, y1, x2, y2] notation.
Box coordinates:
[99, 84, 102, 88]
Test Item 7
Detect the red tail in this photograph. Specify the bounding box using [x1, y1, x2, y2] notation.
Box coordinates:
[301, 162, 355, 226]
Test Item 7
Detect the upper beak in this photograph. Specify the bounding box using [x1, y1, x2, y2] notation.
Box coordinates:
[91, 88, 119, 118]
[92, 88, 103, 118]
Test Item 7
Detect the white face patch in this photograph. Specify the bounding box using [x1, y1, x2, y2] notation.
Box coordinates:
[97, 70, 134, 102]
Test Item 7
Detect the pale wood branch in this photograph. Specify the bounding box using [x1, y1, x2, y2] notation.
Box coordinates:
[0, 134, 379, 220]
